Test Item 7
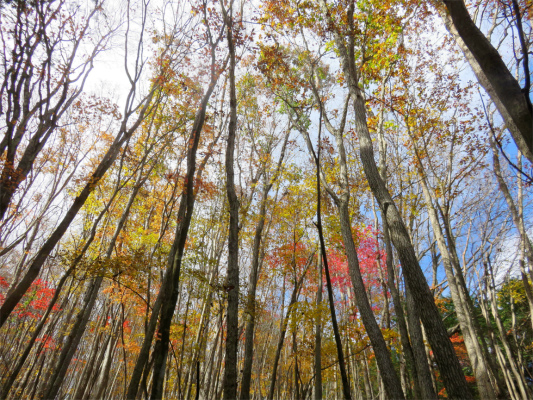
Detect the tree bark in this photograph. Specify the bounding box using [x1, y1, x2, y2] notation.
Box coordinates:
[405, 283, 438, 400]
[240, 128, 289, 400]
[407, 124, 496, 399]
[222, 5, 240, 398]
[316, 0, 472, 395]
[267, 257, 312, 400]
[310, 112, 353, 400]
[438, 0, 533, 162]
[126, 82, 223, 399]
[146, 50, 224, 400]
[486, 261, 530, 399]
[314, 254, 323, 400]
[0, 76, 159, 329]
[307, 69, 403, 400]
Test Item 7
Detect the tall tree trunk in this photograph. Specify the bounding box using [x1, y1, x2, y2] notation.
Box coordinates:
[307, 76, 403, 399]
[308, 111, 353, 400]
[184, 266, 218, 400]
[239, 183, 269, 400]
[491, 139, 533, 278]
[407, 124, 496, 399]
[374, 81, 433, 399]
[438, 0, 533, 162]
[240, 131, 290, 400]
[353, 68, 471, 399]
[72, 320, 106, 400]
[91, 323, 120, 399]
[40, 278, 105, 399]
[486, 260, 530, 399]
[404, 282, 437, 400]
[293, 330, 300, 400]
[222, 5, 240, 398]
[205, 319, 223, 400]
[133, 46, 223, 399]
[0, 70, 160, 328]
[315, 254, 323, 400]
[476, 267, 516, 399]
[267, 258, 312, 400]
[337, 200, 404, 400]
[317, 1, 471, 396]
[382, 210, 435, 400]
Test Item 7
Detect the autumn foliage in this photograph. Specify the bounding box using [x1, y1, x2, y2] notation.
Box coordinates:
[0, 0, 531, 399]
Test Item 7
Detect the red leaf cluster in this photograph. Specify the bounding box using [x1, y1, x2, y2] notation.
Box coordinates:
[0, 277, 59, 320]
[327, 225, 387, 295]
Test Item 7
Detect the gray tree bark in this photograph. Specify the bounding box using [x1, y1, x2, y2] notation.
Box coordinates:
[307, 68, 404, 400]
[267, 256, 312, 400]
[406, 124, 496, 399]
[316, 1, 473, 396]
[240, 132, 290, 400]
[438, 0, 533, 162]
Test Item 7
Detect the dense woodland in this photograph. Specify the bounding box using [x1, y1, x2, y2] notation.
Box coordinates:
[0, 0, 532, 399]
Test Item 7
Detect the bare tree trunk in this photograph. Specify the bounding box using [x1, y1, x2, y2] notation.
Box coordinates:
[492, 140, 533, 281]
[486, 260, 530, 399]
[184, 263, 219, 400]
[407, 125, 495, 399]
[222, 5, 239, 398]
[515, 154, 533, 330]
[72, 320, 107, 400]
[0, 43, 160, 328]
[205, 319, 223, 400]
[40, 279, 106, 399]
[133, 42, 224, 399]
[293, 330, 300, 400]
[316, 1, 471, 397]
[240, 131, 290, 400]
[362, 354, 374, 400]
[309, 113, 352, 400]
[315, 255, 323, 400]
[306, 75, 403, 399]
[239, 182, 269, 400]
[374, 90, 431, 399]
[92, 323, 120, 399]
[405, 282, 437, 400]
[438, 0, 533, 162]
[383, 215, 431, 399]
[337, 199, 403, 400]
[267, 259, 312, 400]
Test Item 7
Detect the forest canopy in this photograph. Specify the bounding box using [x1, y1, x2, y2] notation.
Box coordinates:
[0, 0, 532, 399]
